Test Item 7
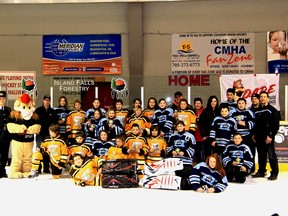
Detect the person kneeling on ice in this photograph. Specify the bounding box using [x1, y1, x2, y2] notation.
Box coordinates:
[69, 153, 103, 187]
[28, 124, 68, 179]
[222, 133, 254, 183]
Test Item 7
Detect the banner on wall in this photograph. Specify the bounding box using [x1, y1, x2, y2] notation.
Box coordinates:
[42, 34, 122, 75]
[219, 74, 280, 110]
[275, 121, 288, 163]
[267, 31, 288, 73]
[0, 71, 36, 100]
[172, 32, 255, 75]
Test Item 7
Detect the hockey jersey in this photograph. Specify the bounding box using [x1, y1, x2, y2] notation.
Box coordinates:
[230, 108, 255, 137]
[125, 114, 151, 136]
[69, 156, 102, 186]
[188, 162, 228, 193]
[40, 135, 69, 169]
[167, 131, 196, 161]
[152, 108, 174, 141]
[124, 134, 149, 175]
[92, 139, 115, 159]
[222, 143, 254, 170]
[107, 146, 128, 160]
[209, 116, 237, 147]
[66, 110, 86, 138]
[115, 108, 130, 128]
[146, 136, 167, 163]
[54, 106, 70, 136]
[176, 109, 197, 132]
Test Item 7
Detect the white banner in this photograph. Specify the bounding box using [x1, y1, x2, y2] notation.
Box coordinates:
[219, 74, 280, 110]
[0, 71, 36, 100]
[172, 32, 255, 74]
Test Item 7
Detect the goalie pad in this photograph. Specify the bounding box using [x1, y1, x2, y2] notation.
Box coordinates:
[140, 174, 181, 190]
[102, 174, 139, 188]
[102, 159, 137, 175]
[143, 158, 183, 176]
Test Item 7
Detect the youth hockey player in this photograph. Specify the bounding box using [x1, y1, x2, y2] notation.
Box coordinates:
[123, 123, 149, 179]
[66, 99, 86, 146]
[69, 153, 102, 186]
[146, 125, 167, 164]
[222, 133, 254, 183]
[166, 120, 196, 189]
[107, 133, 128, 160]
[188, 153, 228, 193]
[92, 130, 115, 159]
[209, 104, 237, 160]
[28, 124, 69, 179]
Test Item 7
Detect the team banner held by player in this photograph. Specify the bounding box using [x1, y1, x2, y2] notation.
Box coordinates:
[267, 31, 288, 73]
[219, 74, 280, 110]
[172, 32, 255, 75]
[42, 34, 122, 75]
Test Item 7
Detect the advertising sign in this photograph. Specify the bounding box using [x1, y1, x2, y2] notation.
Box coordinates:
[172, 32, 255, 74]
[43, 34, 121, 75]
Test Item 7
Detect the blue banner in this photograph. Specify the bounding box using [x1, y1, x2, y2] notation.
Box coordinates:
[42, 34, 121, 75]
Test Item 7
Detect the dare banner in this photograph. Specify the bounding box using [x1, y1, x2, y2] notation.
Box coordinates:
[172, 32, 255, 74]
[219, 74, 280, 110]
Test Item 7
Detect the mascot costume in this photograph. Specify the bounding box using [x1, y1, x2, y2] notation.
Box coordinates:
[7, 93, 41, 178]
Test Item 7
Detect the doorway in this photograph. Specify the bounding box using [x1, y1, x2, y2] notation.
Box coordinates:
[81, 82, 115, 111]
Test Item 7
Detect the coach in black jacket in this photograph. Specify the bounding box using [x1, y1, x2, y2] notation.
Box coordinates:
[252, 91, 280, 180]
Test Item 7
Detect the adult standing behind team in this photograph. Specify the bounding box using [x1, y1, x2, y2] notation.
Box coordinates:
[169, 91, 193, 112]
[199, 95, 220, 159]
[252, 91, 280, 181]
[0, 91, 12, 178]
[35, 94, 58, 173]
[193, 97, 205, 163]
[35, 95, 58, 147]
[248, 93, 260, 173]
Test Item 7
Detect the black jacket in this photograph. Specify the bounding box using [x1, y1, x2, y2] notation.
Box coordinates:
[252, 103, 280, 141]
[0, 106, 12, 142]
[35, 105, 58, 137]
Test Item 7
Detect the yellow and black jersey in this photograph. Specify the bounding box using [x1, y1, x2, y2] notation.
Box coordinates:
[124, 134, 149, 178]
[124, 135, 149, 159]
[107, 146, 128, 160]
[69, 156, 102, 186]
[125, 115, 151, 136]
[68, 143, 92, 158]
[142, 108, 155, 121]
[66, 110, 86, 138]
[146, 136, 167, 163]
[40, 135, 69, 168]
[176, 109, 197, 132]
[115, 109, 130, 127]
